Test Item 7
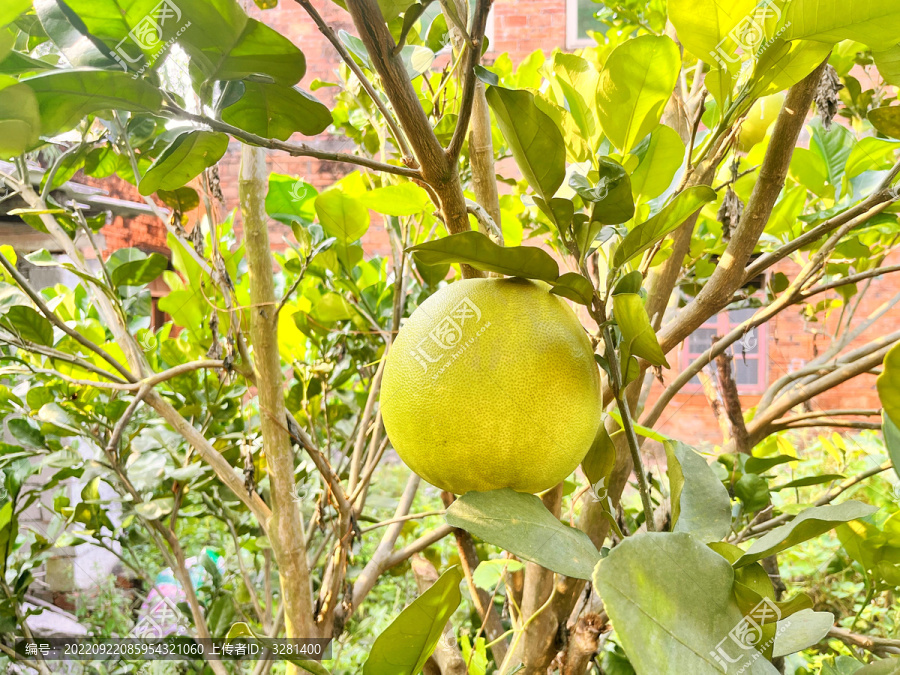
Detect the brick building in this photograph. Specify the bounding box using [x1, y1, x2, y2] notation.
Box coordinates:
[15, 0, 893, 448]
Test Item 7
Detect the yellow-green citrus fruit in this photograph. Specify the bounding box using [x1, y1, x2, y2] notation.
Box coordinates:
[737, 92, 786, 152]
[380, 277, 602, 494]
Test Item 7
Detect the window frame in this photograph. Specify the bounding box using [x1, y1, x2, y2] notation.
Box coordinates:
[566, 0, 604, 49]
[680, 310, 768, 395]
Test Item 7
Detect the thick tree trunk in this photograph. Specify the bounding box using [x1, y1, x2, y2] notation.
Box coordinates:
[240, 145, 317, 650]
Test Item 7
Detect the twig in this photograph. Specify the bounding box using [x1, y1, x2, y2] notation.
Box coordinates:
[291, 0, 412, 159]
[159, 103, 421, 179]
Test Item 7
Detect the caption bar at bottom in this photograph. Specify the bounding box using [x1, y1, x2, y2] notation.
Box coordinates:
[15, 638, 332, 661]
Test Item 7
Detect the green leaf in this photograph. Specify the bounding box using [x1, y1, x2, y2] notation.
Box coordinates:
[0, 0, 30, 26]
[157, 187, 200, 213]
[35, 0, 119, 68]
[574, 157, 635, 225]
[630, 125, 685, 202]
[781, 1, 900, 51]
[770, 474, 845, 492]
[471, 559, 524, 591]
[734, 473, 771, 513]
[750, 39, 833, 99]
[877, 341, 900, 427]
[771, 608, 835, 658]
[139, 131, 229, 196]
[485, 85, 565, 202]
[0, 306, 54, 346]
[221, 81, 331, 141]
[874, 45, 900, 87]
[134, 497, 174, 521]
[594, 532, 779, 675]
[744, 454, 798, 475]
[596, 35, 681, 154]
[665, 441, 731, 542]
[23, 68, 163, 137]
[549, 273, 594, 306]
[734, 501, 879, 567]
[584, 431, 616, 498]
[8, 418, 45, 448]
[446, 489, 600, 580]
[358, 183, 432, 216]
[810, 119, 855, 190]
[315, 189, 370, 243]
[612, 293, 669, 367]
[869, 106, 900, 140]
[407, 231, 560, 281]
[612, 186, 716, 269]
[845, 137, 900, 179]
[668, 0, 758, 65]
[363, 566, 463, 675]
[0, 78, 40, 159]
[882, 412, 900, 481]
[857, 659, 900, 675]
[108, 252, 168, 288]
[266, 174, 318, 225]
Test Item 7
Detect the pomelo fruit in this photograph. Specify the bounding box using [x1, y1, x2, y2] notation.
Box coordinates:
[380, 277, 602, 494]
[737, 92, 786, 152]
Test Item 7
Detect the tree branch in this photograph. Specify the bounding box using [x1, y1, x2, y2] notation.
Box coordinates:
[446, 0, 492, 161]
[240, 145, 316, 643]
[657, 60, 827, 353]
[160, 104, 421, 179]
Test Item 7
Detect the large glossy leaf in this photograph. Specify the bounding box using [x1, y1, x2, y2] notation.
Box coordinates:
[407, 231, 560, 282]
[23, 69, 163, 137]
[314, 189, 370, 243]
[612, 186, 717, 268]
[266, 174, 318, 225]
[882, 412, 900, 481]
[549, 272, 594, 306]
[771, 609, 835, 658]
[485, 85, 565, 203]
[139, 131, 229, 196]
[573, 157, 634, 225]
[666, 441, 731, 542]
[221, 82, 331, 141]
[107, 249, 168, 288]
[0, 0, 30, 26]
[780, 1, 900, 51]
[594, 532, 779, 675]
[869, 106, 900, 141]
[0, 77, 40, 158]
[874, 45, 900, 87]
[596, 35, 681, 154]
[363, 566, 462, 675]
[734, 501, 879, 567]
[750, 39, 833, 99]
[810, 120, 855, 190]
[0, 306, 54, 346]
[630, 125, 685, 202]
[612, 293, 669, 367]
[358, 183, 432, 216]
[877, 341, 900, 427]
[35, 0, 119, 68]
[446, 489, 600, 580]
[668, 0, 758, 65]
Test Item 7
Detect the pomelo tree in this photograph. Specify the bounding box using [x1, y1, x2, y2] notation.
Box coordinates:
[1, 0, 900, 673]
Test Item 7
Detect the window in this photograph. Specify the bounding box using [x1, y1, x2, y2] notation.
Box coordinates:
[682, 308, 767, 394]
[567, 0, 608, 49]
